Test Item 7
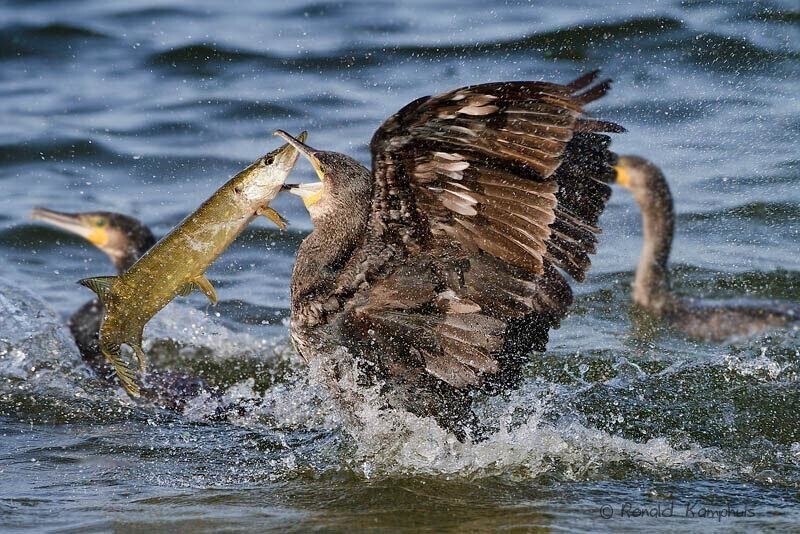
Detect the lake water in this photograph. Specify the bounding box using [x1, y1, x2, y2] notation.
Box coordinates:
[1, 0, 798, 531]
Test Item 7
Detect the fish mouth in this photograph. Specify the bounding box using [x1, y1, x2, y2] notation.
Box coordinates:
[31, 207, 95, 241]
[270, 130, 308, 169]
[274, 129, 325, 181]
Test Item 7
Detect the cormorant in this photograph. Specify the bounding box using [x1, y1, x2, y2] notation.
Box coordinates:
[277, 71, 623, 438]
[31, 208, 207, 407]
[614, 155, 799, 341]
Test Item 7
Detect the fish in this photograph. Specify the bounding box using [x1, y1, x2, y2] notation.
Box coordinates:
[79, 133, 307, 396]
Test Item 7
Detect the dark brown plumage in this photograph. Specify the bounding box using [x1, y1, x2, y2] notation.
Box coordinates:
[615, 155, 800, 342]
[280, 71, 623, 439]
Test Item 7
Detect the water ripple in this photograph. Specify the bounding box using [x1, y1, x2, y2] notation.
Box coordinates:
[0, 22, 111, 59]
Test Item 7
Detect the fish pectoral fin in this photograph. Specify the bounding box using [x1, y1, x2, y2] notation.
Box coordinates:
[177, 276, 218, 304]
[257, 206, 288, 230]
[101, 343, 140, 397]
[177, 283, 195, 297]
[78, 275, 116, 305]
[193, 274, 218, 305]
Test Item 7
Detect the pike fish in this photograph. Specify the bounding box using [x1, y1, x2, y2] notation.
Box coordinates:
[79, 133, 307, 395]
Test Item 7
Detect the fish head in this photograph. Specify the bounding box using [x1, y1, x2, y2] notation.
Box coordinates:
[228, 131, 308, 211]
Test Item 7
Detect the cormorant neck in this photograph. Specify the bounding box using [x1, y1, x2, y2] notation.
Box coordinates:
[109, 229, 156, 273]
[112, 250, 139, 273]
[631, 168, 675, 313]
[292, 163, 373, 303]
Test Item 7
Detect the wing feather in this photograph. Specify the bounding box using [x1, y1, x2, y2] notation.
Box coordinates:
[362, 71, 621, 394]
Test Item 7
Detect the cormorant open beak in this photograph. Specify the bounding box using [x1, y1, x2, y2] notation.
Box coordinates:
[274, 130, 325, 182]
[281, 182, 324, 208]
[31, 207, 109, 246]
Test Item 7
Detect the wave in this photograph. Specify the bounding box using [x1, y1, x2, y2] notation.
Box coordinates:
[669, 265, 800, 302]
[0, 137, 116, 166]
[662, 32, 799, 73]
[143, 43, 312, 77]
[237, 225, 305, 252]
[0, 222, 79, 250]
[153, 98, 299, 122]
[377, 16, 683, 61]
[141, 16, 794, 80]
[731, 6, 800, 24]
[145, 42, 382, 75]
[211, 299, 289, 327]
[144, 16, 683, 77]
[277, 2, 350, 20]
[105, 6, 200, 23]
[596, 96, 765, 126]
[147, 43, 269, 68]
[0, 22, 110, 59]
[680, 201, 800, 225]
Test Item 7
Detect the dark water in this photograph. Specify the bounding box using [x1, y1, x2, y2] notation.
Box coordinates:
[1, 0, 799, 531]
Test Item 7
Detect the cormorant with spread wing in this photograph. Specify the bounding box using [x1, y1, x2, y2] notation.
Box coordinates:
[277, 71, 623, 439]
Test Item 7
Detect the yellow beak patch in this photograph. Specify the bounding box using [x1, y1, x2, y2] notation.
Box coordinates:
[288, 182, 325, 209]
[87, 228, 109, 246]
[614, 165, 632, 189]
[302, 186, 323, 208]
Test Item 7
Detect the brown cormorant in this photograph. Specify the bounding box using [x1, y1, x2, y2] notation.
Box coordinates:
[614, 156, 799, 341]
[277, 71, 623, 438]
[31, 208, 207, 407]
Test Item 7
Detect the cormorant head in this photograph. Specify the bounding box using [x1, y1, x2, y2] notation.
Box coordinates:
[614, 155, 672, 208]
[31, 208, 156, 272]
[274, 130, 372, 223]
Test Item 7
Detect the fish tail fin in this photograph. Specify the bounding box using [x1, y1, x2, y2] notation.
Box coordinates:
[101, 342, 140, 397]
[78, 275, 116, 306]
[131, 337, 147, 372]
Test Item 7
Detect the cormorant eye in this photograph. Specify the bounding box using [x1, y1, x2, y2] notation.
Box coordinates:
[95, 219, 107, 228]
[262, 156, 274, 166]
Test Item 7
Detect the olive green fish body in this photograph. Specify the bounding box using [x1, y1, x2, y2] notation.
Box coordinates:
[80, 134, 306, 394]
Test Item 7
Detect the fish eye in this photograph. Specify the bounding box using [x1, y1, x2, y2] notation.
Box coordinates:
[262, 156, 274, 166]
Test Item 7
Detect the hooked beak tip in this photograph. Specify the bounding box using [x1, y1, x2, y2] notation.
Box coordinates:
[274, 130, 316, 154]
[30, 207, 51, 220]
[274, 129, 324, 180]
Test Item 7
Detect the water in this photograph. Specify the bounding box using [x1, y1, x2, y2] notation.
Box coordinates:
[1, 0, 798, 531]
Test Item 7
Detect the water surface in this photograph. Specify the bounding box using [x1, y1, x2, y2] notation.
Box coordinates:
[1, 0, 799, 531]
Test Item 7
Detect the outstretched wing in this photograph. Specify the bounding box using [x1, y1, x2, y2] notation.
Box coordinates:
[370, 69, 621, 278]
[358, 72, 621, 399]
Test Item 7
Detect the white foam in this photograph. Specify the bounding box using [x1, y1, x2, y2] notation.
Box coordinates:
[144, 301, 270, 361]
[348, 390, 715, 479]
[721, 350, 788, 380]
[264, 348, 722, 480]
[0, 277, 85, 386]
